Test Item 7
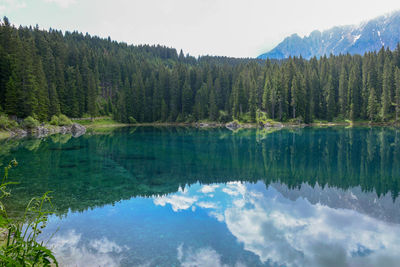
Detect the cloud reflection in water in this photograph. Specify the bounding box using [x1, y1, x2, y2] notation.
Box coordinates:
[154, 182, 400, 267]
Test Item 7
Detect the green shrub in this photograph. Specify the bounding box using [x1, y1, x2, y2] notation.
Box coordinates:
[22, 116, 40, 129]
[238, 112, 252, 123]
[49, 115, 59, 126]
[128, 116, 137, 124]
[218, 110, 230, 123]
[58, 114, 72, 126]
[288, 117, 303, 124]
[185, 114, 195, 123]
[0, 114, 18, 130]
[175, 114, 184, 123]
[0, 160, 58, 266]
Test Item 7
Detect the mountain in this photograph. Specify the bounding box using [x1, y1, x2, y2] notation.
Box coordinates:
[258, 10, 400, 59]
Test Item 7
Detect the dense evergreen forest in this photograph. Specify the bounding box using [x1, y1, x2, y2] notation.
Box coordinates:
[1, 17, 400, 124]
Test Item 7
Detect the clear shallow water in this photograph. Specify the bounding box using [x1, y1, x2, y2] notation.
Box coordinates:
[1, 126, 400, 267]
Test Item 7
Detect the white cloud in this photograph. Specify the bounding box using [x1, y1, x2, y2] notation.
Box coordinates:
[0, 0, 26, 12]
[177, 244, 246, 267]
[208, 211, 224, 222]
[15, 2, 25, 8]
[89, 237, 128, 254]
[44, 0, 75, 8]
[197, 201, 218, 209]
[222, 184, 400, 267]
[48, 230, 127, 267]
[199, 184, 219, 194]
[154, 194, 198, 212]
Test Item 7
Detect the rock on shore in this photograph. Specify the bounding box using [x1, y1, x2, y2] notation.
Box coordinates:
[226, 121, 241, 130]
[10, 123, 86, 139]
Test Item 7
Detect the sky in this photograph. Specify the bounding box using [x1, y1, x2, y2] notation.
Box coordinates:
[1, 0, 400, 58]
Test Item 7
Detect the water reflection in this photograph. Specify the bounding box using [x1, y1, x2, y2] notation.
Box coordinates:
[1, 126, 400, 266]
[42, 181, 400, 267]
[49, 230, 128, 267]
[1, 126, 400, 217]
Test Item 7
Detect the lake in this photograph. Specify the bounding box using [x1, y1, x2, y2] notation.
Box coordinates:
[1, 126, 400, 267]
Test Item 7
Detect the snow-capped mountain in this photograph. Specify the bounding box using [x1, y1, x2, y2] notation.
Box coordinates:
[258, 10, 400, 59]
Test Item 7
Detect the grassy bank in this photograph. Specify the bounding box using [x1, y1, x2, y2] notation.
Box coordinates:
[73, 117, 128, 128]
[0, 131, 11, 140]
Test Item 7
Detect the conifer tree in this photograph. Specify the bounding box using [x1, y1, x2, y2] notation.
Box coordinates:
[4, 73, 18, 116]
[326, 75, 336, 121]
[381, 58, 394, 121]
[181, 74, 192, 116]
[367, 87, 379, 121]
[209, 87, 218, 121]
[395, 67, 400, 122]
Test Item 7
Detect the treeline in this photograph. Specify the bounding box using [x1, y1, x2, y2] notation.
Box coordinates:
[1, 17, 400, 123]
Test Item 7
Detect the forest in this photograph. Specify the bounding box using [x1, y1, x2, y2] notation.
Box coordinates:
[1, 17, 400, 124]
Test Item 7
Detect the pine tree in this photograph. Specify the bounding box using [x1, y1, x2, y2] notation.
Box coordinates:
[338, 63, 348, 117]
[381, 57, 394, 121]
[181, 74, 192, 116]
[326, 75, 336, 121]
[348, 62, 362, 121]
[209, 87, 218, 121]
[248, 79, 257, 122]
[48, 83, 60, 116]
[4, 73, 18, 116]
[395, 67, 400, 122]
[262, 76, 271, 115]
[161, 99, 168, 122]
[87, 71, 97, 118]
[194, 83, 208, 120]
[367, 87, 379, 121]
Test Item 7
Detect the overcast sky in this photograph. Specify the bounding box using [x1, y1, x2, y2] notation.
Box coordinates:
[2, 0, 400, 58]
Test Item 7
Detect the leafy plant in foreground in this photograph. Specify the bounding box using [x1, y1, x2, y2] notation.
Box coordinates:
[0, 160, 58, 266]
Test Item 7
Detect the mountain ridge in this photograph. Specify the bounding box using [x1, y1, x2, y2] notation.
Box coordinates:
[258, 10, 400, 59]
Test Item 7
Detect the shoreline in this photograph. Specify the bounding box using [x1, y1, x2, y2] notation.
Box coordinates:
[123, 121, 400, 128]
[1, 120, 399, 141]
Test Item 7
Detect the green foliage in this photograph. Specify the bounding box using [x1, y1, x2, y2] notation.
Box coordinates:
[0, 114, 17, 130]
[185, 114, 195, 123]
[218, 110, 230, 123]
[128, 116, 137, 124]
[22, 116, 39, 129]
[57, 114, 72, 126]
[74, 116, 118, 126]
[238, 112, 253, 123]
[175, 114, 185, 123]
[49, 115, 59, 126]
[0, 160, 58, 266]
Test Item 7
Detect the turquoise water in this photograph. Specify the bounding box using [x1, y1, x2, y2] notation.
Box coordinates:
[1, 126, 400, 266]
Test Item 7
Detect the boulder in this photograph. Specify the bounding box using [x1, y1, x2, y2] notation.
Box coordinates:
[70, 123, 86, 137]
[226, 121, 241, 130]
[11, 128, 27, 138]
[59, 126, 70, 134]
[263, 122, 272, 128]
[34, 126, 50, 138]
[273, 122, 283, 128]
